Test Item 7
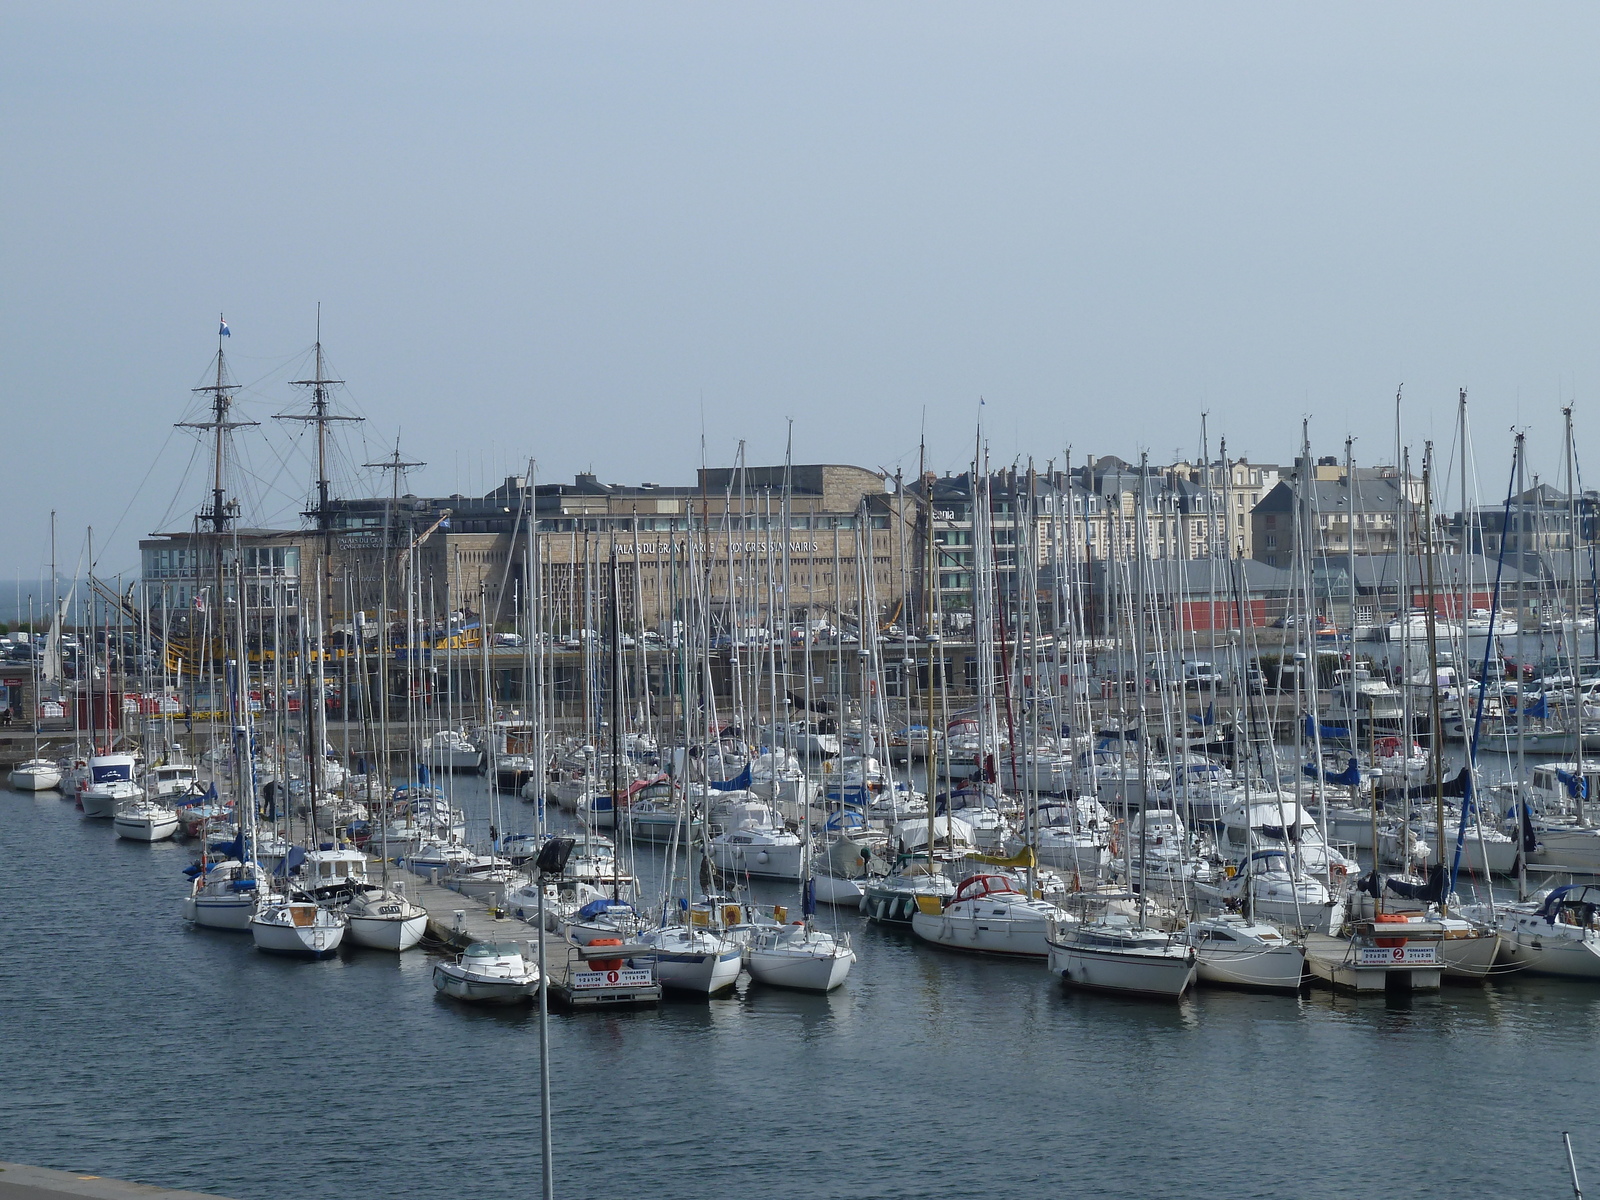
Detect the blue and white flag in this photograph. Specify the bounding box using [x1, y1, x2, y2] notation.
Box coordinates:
[218, 318, 231, 337]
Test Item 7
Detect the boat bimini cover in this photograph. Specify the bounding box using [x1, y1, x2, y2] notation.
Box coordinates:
[576, 899, 635, 920]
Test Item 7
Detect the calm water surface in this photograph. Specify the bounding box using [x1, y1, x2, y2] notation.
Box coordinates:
[2, 776, 1597, 1200]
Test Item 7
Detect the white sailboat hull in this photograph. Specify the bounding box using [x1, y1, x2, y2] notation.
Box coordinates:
[1439, 931, 1501, 979]
[1049, 941, 1197, 998]
[1532, 828, 1600, 871]
[1501, 931, 1600, 978]
[182, 894, 256, 930]
[746, 944, 854, 992]
[709, 842, 805, 881]
[811, 873, 865, 906]
[250, 915, 345, 956]
[1194, 944, 1305, 992]
[634, 945, 742, 994]
[348, 912, 429, 951]
[910, 911, 1052, 958]
[9, 762, 61, 791]
[114, 810, 180, 842]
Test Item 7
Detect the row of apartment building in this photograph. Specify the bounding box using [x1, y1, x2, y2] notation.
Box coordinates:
[137, 454, 1595, 634]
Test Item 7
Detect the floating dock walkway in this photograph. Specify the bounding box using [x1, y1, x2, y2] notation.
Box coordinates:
[395, 864, 661, 1008]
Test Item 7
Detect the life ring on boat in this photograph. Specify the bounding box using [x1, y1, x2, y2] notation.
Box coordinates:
[1330, 863, 1348, 880]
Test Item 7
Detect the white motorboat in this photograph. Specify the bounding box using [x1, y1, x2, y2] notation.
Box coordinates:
[746, 923, 855, 991]
[344, 883, 428, 950]
[910, 873, 1066, 958]
[295, 847, 372, 899]
[631, 924, 743, 994]
[1048, 915, 1198, 998]
[113, 798, 181, 842]
[249, 898, 346, 955]
[433, 940, 540, 1003]
[181, 860, 264, 930]
[1493, 885, 1600, 978]
[405, 838, 475, 879]
[78, 753, 140, 819]
[1184, 914, 1304, 992]
[445, 855, 527, 905]
[419, 728, 484, 772]
[146, 760, 203, 800]
[8, 759, 62, 791]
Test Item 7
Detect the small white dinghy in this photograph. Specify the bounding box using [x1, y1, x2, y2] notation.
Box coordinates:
[432, 940, 540, 1004]
[250, 897, 346, 956]
[113, 798, 181, 842]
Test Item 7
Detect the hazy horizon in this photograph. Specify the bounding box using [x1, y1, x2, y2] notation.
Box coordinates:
[6, 3, 1600, 579]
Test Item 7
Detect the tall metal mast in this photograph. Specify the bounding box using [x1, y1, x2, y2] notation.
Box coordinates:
[364, 442, 425, 803]
[176, 334, 259, 668]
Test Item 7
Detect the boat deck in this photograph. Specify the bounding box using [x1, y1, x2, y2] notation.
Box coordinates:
[392, 864, 660, 1008]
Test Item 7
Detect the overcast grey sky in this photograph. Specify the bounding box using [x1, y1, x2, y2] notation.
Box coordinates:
[4, 3, 1599, 580]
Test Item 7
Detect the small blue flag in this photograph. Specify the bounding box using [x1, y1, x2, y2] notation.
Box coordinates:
[219, 318, 231, 337]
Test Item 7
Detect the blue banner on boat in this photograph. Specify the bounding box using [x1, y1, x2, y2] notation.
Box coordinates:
[1190, 702, 1215, 726]
[707, 762, 752, 792]
[1304, 715, 1352, 741]
[1302, 757, 1362, 787]
[1557, 767, 1589, 800]
[1525, 694, 1550, 720]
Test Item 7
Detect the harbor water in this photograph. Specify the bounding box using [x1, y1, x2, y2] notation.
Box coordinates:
[3, 777, 1598, 1200]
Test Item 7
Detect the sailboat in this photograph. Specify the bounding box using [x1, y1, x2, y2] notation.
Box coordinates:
[1047, 453, 1197, 999]
[745, 455, 857, 993]
[113, 796, 181, 841]
[910, 869, 1065, 958]
[344, 882, 429, 951]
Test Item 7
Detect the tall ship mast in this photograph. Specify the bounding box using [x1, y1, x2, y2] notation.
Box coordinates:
[173, 320, 259, 663]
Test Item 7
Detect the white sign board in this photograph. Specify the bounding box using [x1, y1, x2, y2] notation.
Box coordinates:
[1358, 944, 1437, 967]
[572, 968, 653, 989]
